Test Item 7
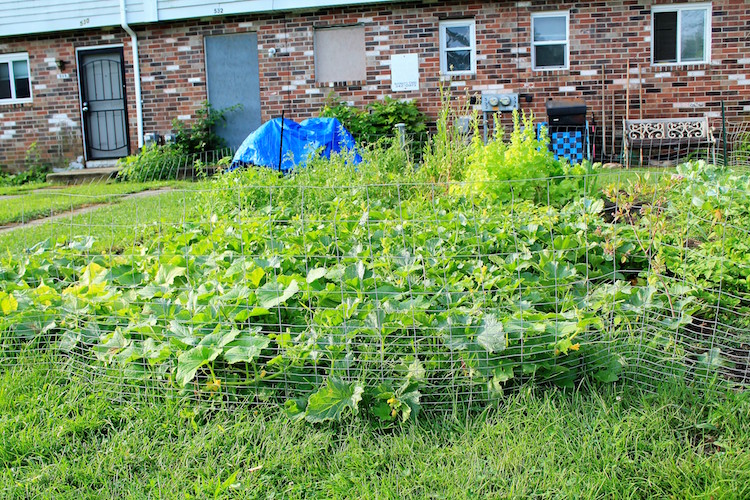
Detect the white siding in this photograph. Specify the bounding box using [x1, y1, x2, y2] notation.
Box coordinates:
[0, 0, 399, 38]
[0, 0, 152, 37]
[156, 0, 400, 22]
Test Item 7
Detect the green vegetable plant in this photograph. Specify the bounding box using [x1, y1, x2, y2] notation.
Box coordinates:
[320, 95, 427, 149]
[461, 110, 597, 206]
[1, 103, 746, 424]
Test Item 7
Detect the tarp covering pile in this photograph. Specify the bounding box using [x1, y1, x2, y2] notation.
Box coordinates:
[230, 117, 362, 172]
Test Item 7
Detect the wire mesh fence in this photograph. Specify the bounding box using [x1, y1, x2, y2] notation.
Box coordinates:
[1, 148, 749, 420]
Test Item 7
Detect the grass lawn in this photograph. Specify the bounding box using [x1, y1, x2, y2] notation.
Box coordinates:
[0, 181, 190, 226]
[0, 182, 49, 196]
[0, 352, 747, 499]
[0, 185, 206, 255]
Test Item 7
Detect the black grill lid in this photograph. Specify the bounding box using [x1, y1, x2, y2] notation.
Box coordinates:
[546, 99, 587, 117]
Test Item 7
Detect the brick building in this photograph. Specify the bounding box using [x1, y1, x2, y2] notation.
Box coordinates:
[0, 0, 747, 170]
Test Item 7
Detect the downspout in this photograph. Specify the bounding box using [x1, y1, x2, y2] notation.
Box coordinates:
[120, 0, 144, 148]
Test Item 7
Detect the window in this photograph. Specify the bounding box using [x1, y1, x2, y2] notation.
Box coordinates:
[439, 20, 476, 75]
[314, 26, 366, 83]
[531, 12, 569, 70]
[652, 3, 711, 65]
[0, 52, 31, 104]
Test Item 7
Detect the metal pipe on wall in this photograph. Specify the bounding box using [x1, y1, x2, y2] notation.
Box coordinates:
[120, 0, 144, 149]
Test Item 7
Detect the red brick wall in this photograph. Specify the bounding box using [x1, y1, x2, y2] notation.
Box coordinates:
[1, 0, 748, 170]
[0, 29, 137, 172]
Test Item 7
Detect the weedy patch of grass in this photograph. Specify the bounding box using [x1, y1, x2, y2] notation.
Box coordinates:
[0, 184, 205, 254]
[0, 181, 189, 226]
[0, 351, 748, 499]
[0, 182, 49, 196]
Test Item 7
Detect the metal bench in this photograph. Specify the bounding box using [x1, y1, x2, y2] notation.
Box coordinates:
[623, 117, 716, 167]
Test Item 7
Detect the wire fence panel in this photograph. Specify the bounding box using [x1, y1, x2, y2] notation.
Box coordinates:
[1, 131, 749, 419]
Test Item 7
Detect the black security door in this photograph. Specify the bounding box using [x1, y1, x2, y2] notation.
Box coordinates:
[78, 48, 130, 160]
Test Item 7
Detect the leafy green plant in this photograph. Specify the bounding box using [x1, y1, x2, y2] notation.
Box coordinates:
[320, 95, 427, 148]
[417, 86, 474, 185]
[172, 101, 240, 155]
[116, 144, 185, 182]
[0, 142, 51, 187]
[1, 168, 698, 424]
[2, 96, 748, 425]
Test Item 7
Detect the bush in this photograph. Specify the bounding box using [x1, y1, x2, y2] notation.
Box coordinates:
[417, 87, 474, 185]
[118, 102, 239, 182]
[0, 142, 51, 187]
[205, 136, 417, 217]
[460, 110, 596, 206]
[172, 101, 240, 156]
[320, 95, 427, 147]
[116, 144, 184, 182]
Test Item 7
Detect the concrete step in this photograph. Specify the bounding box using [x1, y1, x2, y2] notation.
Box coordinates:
[47, 166, 120, 185]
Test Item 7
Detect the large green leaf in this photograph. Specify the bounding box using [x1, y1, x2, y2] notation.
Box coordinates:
[304, 377, 364, 423]
[233, 307, 270, 321]
[476, 314, 506, 353]
[257, 279, 299, 309]
[306, 267, 327, 284]
[154, 263, 187, 286]
[175, 345, 222, 386]
[223, 334, 270, 364]
[247, 267, 265, 288]
[199, 327, 239, 349]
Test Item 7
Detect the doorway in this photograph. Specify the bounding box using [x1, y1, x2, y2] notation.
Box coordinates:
[205, 33, 262, 150]
[77, 47, 130, 160]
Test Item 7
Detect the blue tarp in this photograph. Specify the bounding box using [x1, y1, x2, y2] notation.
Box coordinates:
[230, 117, 361, 172]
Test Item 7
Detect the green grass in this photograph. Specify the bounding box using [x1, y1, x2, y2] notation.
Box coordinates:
[0, 183, 208, 254]
[1, 168, 748, 498]
[0, 181, 190, 226]
[0, 352, 748, 499]
[0, 182, 49, 196]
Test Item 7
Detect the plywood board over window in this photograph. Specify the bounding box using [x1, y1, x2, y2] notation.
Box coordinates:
[315, 26, 366, 84]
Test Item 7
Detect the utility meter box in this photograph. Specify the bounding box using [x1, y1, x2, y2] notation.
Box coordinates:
[481, 93, 519, 112]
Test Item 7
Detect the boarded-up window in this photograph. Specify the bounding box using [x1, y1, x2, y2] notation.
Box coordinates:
[314, 26, 366, 83]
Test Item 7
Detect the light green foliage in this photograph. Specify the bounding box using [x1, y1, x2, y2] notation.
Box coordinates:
[0, 97, 748, 427]
[172, 101, 240, 155]
[301, 377, 365, 423]
[0, 163, 717, 423]
[117, 144, 186, 182]
[0, 142, 52, 187]
[418, 87, 474, 184]
[461, 110, 597, 205]
[118, 102, 238, 182]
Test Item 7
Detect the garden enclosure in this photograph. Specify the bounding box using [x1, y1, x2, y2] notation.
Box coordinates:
[1, 116, 749, 422]
[1, 166, 748, 422]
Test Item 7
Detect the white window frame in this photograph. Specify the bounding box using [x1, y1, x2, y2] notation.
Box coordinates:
[439, 19, 476, 76]
[0, 52, 32, 105]
[651, 2, 712, 66]
[531, 11, 570, 71]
